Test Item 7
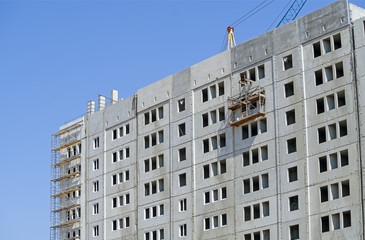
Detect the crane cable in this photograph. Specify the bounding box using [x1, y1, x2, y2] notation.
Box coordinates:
[220, 0, 275, 52]
[267, 0, 293, 31]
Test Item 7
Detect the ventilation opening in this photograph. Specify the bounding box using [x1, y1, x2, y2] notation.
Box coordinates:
[333, 33, 342, 50]
[323, 37, 331, 53]
[318, 127, 326, 143]
[317, 98, 325, 114]
[258, 64, 265, 79]
[313, 42, 321, 58]
[315, 69, 323, 86]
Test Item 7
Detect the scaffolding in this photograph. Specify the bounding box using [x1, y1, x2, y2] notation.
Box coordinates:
[228, 72, 266, 126]
[50, 124, 82, 240]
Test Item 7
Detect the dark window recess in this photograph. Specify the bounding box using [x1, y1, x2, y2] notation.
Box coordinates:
[313, 42, 321, 58]
[319, 156, 327, 173]
[202, 88, 208, 102]
[242, 125, 249, 139]
[287, 138, 297, 154]
[317, 98, 325, 114]
[315, 69, 323, 86]
[285, 82, 294, 98]
[320, 186, 328, 202]
[318, 127, 326, 144]
[333, 33, 342, 50]
[283, 54, 293, 70]
[335, 62, 344, 78]
[321, 216, 329, 232]
[288, 166, 298, 182]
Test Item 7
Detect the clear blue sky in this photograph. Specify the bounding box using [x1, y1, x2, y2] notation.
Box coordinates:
[0, 0, 364, 239]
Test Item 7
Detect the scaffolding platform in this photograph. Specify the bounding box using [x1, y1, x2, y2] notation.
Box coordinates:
[53, 124, 81, 137]
[52, 139, 81, 152]
[53, 204, 80, 213]
[52, 172, 80, 182]
[51, 186, 81, 198]
[52, 155, 81, 167]
[228, 74, 266, 127]
[51, 220, 80, 229]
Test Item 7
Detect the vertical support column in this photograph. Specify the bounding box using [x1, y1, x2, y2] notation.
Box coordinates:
[98, 95, 106, 111]
[87, 100, 95, 115]
[111, 90, 118, 104]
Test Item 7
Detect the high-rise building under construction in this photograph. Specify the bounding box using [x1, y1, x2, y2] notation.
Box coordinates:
[50, 1, 365, 239]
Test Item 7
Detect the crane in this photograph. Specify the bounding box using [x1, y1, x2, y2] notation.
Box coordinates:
[276, 0, 307, 27]
[222, 0, 308, 51]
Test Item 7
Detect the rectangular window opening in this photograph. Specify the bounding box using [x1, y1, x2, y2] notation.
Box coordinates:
[203, 139, 209, 153]
[179, 148, 186, 162]
[285, 82, 294, 98]
[202, 88, 208, 102]
[327, 94, 335, 110]
[179, 173, 186, 187]
[315, 69, 323, 86]
[262, 173, 269, 189]
[253, 204, 260, 219]
[289, 195, 299, 211]
[337, 90, 346, 107]
[243, 179, 250, 194]
[342, 180, 350, 197]
[252, 148, 259, 164]
[325, 65, 334, 82]
[290, 224, 299, 240]
[258, 64, 265, 79]
[336, 62, 344, 78]
[219, 107, 225, 121]
[343, 211, 351, 228]
[261, 146, 268, 161]
[333, 33, 342, 50]
[210, 85, 217, 99]
[286, 110, 296, 125]
[332, 213, 340, 230]
[283, 54, 293, 70]
[287, 138, 297, 154]
[331, 183, 339, 200]
[313, 41, 321, 58]
[211, 136, 218, 150]
[178, 98, 185, 112]
[340, 150, 349, 167]
[210, 110, 217, 124]
[249, 68, 256, 81]
[242, 125, 249, 139]
[202, 113, 208, 127]
[321, 216, 329, 232]
[252, 176, 259, 191]
[251, 122, 258, 136]
[329, 153, 338, 170]
[319, 156, 327, 173]
[244, 206, 251, 221]
[178, 123, 186, 137]
[218, 82, 225, 96]
[339, 120, 347, 137]
[288, 166, 298, 182]
[219, 133, 226, 148]
[263, 201, 270, 217]
[318, 127, 326, 143]
[320, 186, 328, 202]
[323, 37, 331, 53]
[151, 109, 157, 122]
[243, 151, 250, 166]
